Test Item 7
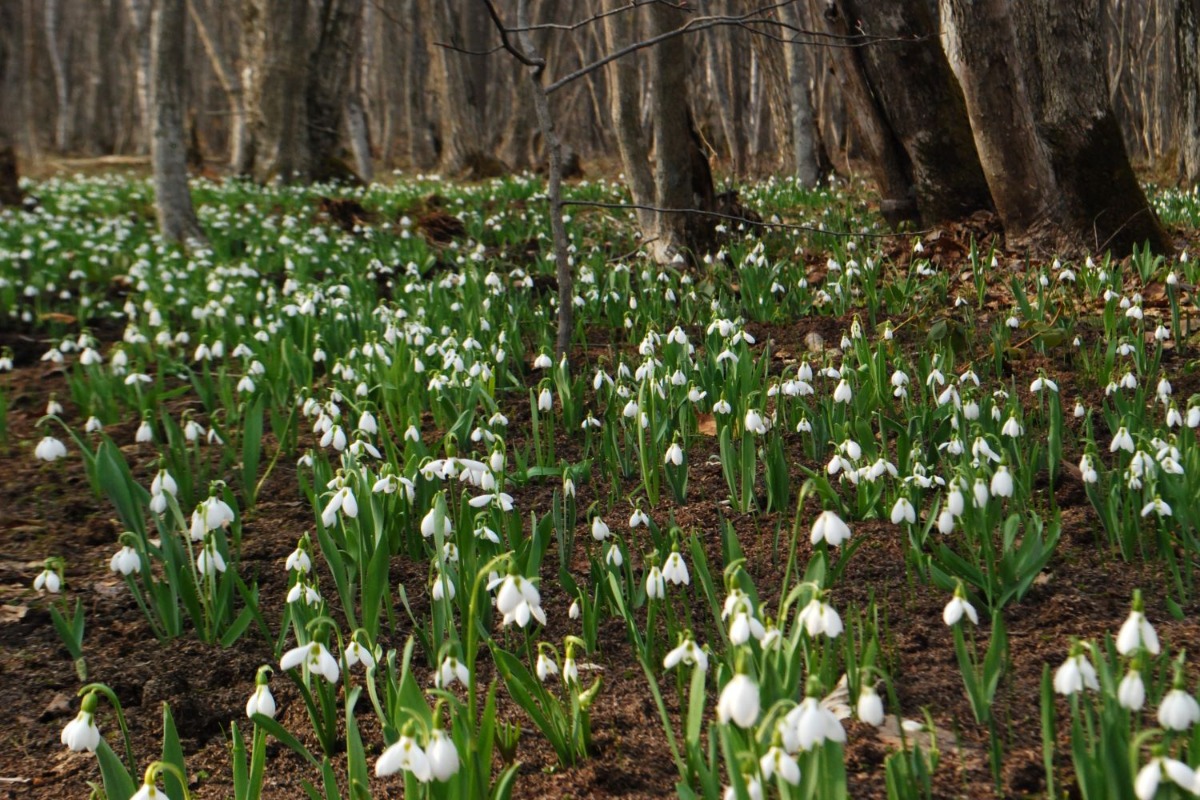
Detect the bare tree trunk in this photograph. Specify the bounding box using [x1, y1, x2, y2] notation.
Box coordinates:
[778, 1, 820, 186]
[44, 0, 71, 152]
[243, 0, 311, 182]
[426, 0, 486, 174]
[1178, 0, 1200, 183]
[816, 0, 918, 227]
[602, 0, 655, 232]
[346, 0, 374, 181]
[307, 0, 363, 181]
[124, 0, 153, 153]
[189, 0, 247, 169]
[944, 0, 1169, 254]
[152, 0, 204, 241]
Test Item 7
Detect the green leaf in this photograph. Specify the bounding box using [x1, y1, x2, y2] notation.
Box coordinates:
[161, 703, 189, 800]
[252, 713, 319, 767]
[96, 738, 137, 800]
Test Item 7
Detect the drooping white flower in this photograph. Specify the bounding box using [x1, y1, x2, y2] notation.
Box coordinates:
[1118, 669, 1146, 711]
[890, 496, 916, 525]
[857, 683, 885, 726]
[376, 734, 432, 781]
[716, 673, 760, 728]
[280, 641, 340, 684]
[662, 551, 690, 585]
[990, 465, 1014, 498]
[1111, 426, 1135, 453]
[1054, 648, 1099, 696]
[798, 597, 843, 638]
[645, 566, 667, 600]
[61, 696, 101, 752]
[591, 517, 611, 541]
[1135, 756, 1196, 800]
[759, 745, 801, 785]
[435, 656, 470, 689]
[34, 567, 62, 594]
[427, 729, 460, 781]
[744, 409, 767, 435]
[245, 681, 277, 719]
[1158, 688, 1200, 731]
[1116, 593, 1160, 655]
[784, 695, 846, 751]
[34, 436, 68, 462]
[664, 637, 708, 671]
[811, 510, 851, 547]
[943, 590, 979, 626]
[110, 545, 141, 576]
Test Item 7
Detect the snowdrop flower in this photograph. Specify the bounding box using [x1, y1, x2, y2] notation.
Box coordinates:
[110, 543, 141, 576]
[61, 692, 101, 752]
[664, 441, 684, 466]
[629, 508, 650, 528]
[723, 777, 763, 800]
[784, 691, 846, 751]
[1111, 426, 1135, 453]
[420, 505, 452, 538]
[537, 387, 552, 412]
[717, 672, 760, 728]
[1118, 667, 1146, 711]
[1135, 754, 1196, 800]
[857, 682, 885, 726]
[744, 409, 767, 435]
[972, 436, 1001, 463]
[436, 656, 470, 689]
[533, 352, 553, 369]
[713, 397, 732, 414]
[990, 465, 1014, 498]
[431, 572, 455, 601]
[426, 729, 460, 781]
[190, 493, 236, 541]
[536, 649, 560, 682]
[1074, 400, 1086, 418]
[1141, 497, 1172, 518]
[1117, 591, 1160, 655]
[1079, 454, 1099, 484]
[321, 485, 358, 526]
[345, 639, 377, 671]
[890, 496, 916, 525]
[591, 516, 611, 541]
[569, 598, 581, 619]
[662, 551, 690, 585]
[833, 379, 853, 404]
[1030, 375, 1058, 393]
[246, 667, 276, 719]
[196, 540, 227, 576]
[728, 609, 766, 645]
[489, 571, 547, 628]
[280, 641, 340, 684]
[35, 436, 68, 462]
[1158, 659, 1200, 730]
[645, 566, 667, 600]
[759, 744, 801, 785]
[34, 563, 62, 594]
[285, 543, 312, 573]
[664, 636, 708, 671]
[605, 542, 624, 567]
[376, 732, 432, 781]
[811, 510, 851, 547]
[798, 596, 844, 638]
[1001, 415, 1023, 438]
[1054, 644, 1099, 696]
[943, 584, 979, 626]
[972, 478, 989, 508]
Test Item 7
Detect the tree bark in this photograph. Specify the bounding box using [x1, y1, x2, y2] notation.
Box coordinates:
[44, 0, 71, 152]
[839, 0, 994, 223]
[151, 0, 204, 242]
[602, 0, 655, 233]
[944, 0, 1170, 254]
[124, 0, 153, 153]
[816, 0, 918, 227]
[307, 0, 364, 181]
[1177, 0, 1200, 183]
[425, 0, 486, 174]
[243, 0, 310, 182]
[779, 0, 820, 186]
[188, 0, 247, 169]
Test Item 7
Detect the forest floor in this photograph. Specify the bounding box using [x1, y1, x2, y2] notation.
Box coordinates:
[1, 173, 1199, 800]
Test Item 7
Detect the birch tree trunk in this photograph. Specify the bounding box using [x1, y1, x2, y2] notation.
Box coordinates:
[151, 0, 204, 242]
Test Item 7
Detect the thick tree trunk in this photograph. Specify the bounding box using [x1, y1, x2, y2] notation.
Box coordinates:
[1177, 0, 1200, 183]
[816, 1, 918, 227]
[425, 0, 486, 174]
[839, 0, 994, 223]
[124, 0, 153, 153]
[944, 0, 1170, 254]
[151, 0, 204, 242]
[189, 0, 247, 169]
[779, 1, 820, 187]
[307, 0, 363, 181]
[44, 0, 71, 152]
[602, 0, 655, 233]
[243, 0, 311, 182]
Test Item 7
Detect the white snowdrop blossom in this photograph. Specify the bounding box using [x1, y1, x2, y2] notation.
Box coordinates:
[717, 673, 760, 728]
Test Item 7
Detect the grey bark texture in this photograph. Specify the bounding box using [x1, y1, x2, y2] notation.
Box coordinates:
[151, 0, 204, 242]
[943, 0, 1170, 254]
[1177, 0, 1200, 183]
[837, 0, 993, 224]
